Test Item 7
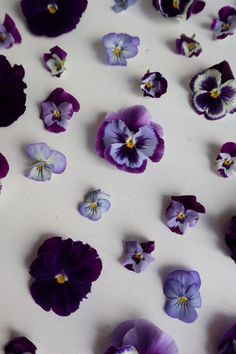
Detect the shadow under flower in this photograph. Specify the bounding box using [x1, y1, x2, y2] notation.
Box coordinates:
[93, 39, 107, 65]
[207, 142, 220, 175]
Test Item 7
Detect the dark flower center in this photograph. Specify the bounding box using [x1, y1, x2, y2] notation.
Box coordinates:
[178, 296, 188, 305]
[172, 0, 180, 9]
[48, 3, 58, 14]
[133, 252, 144, 264]
[210, 89, 220, 99]
[53, 110, 61, 120]
[177, 212, 185, 222]
[126, 138, 136, 149]
[223, 159, 233, 168]
[0, 33, 6, 42]
[55, 273, 68, 284]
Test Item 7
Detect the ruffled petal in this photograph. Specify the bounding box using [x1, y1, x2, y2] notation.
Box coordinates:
[47, 150, 67, 174]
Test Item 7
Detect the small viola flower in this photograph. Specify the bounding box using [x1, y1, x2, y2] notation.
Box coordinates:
[5, 336, 37, 354]
[141, 70, 168, 98]
[0, 14, 21, 49]
[152, 0, 205, 20]
[225, 216, 236, 263]
[190, 61, 236, 120]
[216, 142, 236, 178]
[0, 55, 27, 127]
[211, 6, 236, 40]
[79, 189, 111, 221]
[0, 153, 9, 194]
[166, 195, 205, 235]
[40, 88, 80, 133]
[112, 0, 138, 12]
[104, 319, 178, 354]
[122, 241, 155, 273]
[29, 236, 102, 316]
[164, 270, 202, 323]
[43, 46, 67, 77]
[25, 143, 67, 182]
[218, 323, 236, 354]
[96, 105, 164, 174]
[103, 33, 140, 66]
[176, 33, 202, 57]
[21, 0, 88, 37]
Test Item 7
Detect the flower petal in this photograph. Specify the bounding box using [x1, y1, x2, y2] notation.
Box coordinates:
[79, 202, 102, 221]
[47, 150, 67, 174]
[165, 300, 198, 323]
[186, 284, 202, 307]
[25, 163, 53, 182]
[192, 69, 221, 93]
[97, 198, 111, 213]
[103, 120, 131, 146]
[166, 200, 185, 220]
[123, 105, 151, 131]
[193, 91, 227, 120]
[164, 279, 184, 299]
[220, 80, 236, 111]
[185, 209, 199, 227]
[134, 126, 158, 158]
[26, 143, 51, 162]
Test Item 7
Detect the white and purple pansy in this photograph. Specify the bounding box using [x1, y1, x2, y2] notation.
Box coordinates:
[96, 105, 165, 174]
[40, 88, 80, 133]
[43, 45, 67, 77]
[140, 70, 168, 98]
[0, 153, 9, 194]
[0, 14, 21, 49]
[79, 189, 111, 221]
[112, 0, 137, 12]
[176, 34, 202, 57]
[25, 143, 67, 182]
[211, 6, 236, 40]
[216, 142, 236, 178]
[152, 0, 205, 20]
[122, 241, 155, 273]
[190, 61, 236, 120]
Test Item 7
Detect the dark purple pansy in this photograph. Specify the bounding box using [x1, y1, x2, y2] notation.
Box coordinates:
[166, 195, 205, 235]
[176, 34, 202, 57]
[140, 70, 168, 98]
[41, 88, 80, 133]
[5, 336, 37, 354]
[216, 142, 236, 178]
[29, 236, 102, 316]
[225, 216, 236, 263]
[122, 241, 155, 273]
[43, 46, 67, 77]
[152, 0, 205, 20]
[211, 6, 236, 40]
[104, 319, 178, 354]
[0, 55, 27, 127]
[190, 61, 236, 120]
[21, 0, 88, 37]
[0, 14, 21, 49]
[0, 153, 9, 193]
[96, 105, 165, 174]
[218, 323, 236, 354]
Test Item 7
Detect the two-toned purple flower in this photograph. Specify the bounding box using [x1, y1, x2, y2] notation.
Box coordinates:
[140, 70, 168, 98]
[43, 46, 67, 77]
[211, 6, 236, 40]
[96, 105, 165, 174]
[79, 189, 111, 221]
[0, 153, 9, 194]
[0, 14, 21, 49]
[225, 216, 236, 263]
[176, 34, 202, 57]
[5, 336, 37, 354]
[112, 0, 137, 12]
[122, 241, 155, 273]
[216, 142, 236, 178]
[190, 61, 236, 120]
[218, 323, 236, 354]
[163, 270, 202, 323]
[152, 0, 205, 20]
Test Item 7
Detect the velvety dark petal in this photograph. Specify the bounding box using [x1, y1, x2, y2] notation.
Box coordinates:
[219, 6, 236, 22]
[141, 241, 155, 253]
[0, 153, 9, 178]
[43, 88, 80, 112]
[193, 91, 227, 120]
[157, 0, 192, 18]
[4, 14, 22, 43]
[209, 61, 235, 84]
[171, 195, 205, 213]
[221, 142, 236, 157]
[30, 279, 58, 312]
[5, 336, 37, 354]
[123, 105, 152, 131]
[187, 0, 205, 18]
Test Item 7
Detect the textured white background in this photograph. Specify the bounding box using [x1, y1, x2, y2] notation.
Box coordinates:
[0, 0, 236, 353]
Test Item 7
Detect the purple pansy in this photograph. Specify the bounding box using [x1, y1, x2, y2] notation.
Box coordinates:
[40, 88, 80, 133]
[0, 14, 21, 49]
[104, 319, 178, 354]
[112, 0, 137, 12]
[103, 33, 140, 66]
[225, 216, 236, 263]
[211, 6, 236, 40]
[190, 61, 236, 120]
[152, 0, 205, 20]
[122, 241, 155, 273]
[164, 270, 202, 323]
[25, 143, 67, 182]
[5, 336, 37, 354]
[176, 34, 202, 57]
[0, 153, 9, 194]
[218, 323, 236, 354]
[29, 236, 102, 316]
[216, 142, 236, 178]
[166, 195, 205, 235]
[79, 189, 111, 221]
[21, 0, 88, 37]
[96, 105, 165, 174]
[140, 70, 168, 98]
[0, 56, 27, 127]
[43, 46, 67, 77]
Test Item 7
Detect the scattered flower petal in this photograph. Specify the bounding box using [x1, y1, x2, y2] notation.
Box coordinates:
[5, 336, 37, 354]
[211, 6, 236, 40]
[141, 70, 168, 98]
[43, 46, 67, 77]
[216, 142, 236, 178]
[152, 0, 205, 20]
[112, 0, 137, 12]
[176, 33, 202, 57]
[0, 153, 9, 194]
[218, 322, 236, 354]
[79, 189, 111, 221]
[122, 240, 155, 273]
[225, 216, 236, 263]
[0, 14, 21, 49]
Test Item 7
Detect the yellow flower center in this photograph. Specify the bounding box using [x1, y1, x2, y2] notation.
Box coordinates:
[210, 90, 220, 99]
[177, 212, 185, 221]
[172, 0, 180, 10]
[223, 159, 232, 167]
[90, 202, 97, 209]
[222, 23, 231, 31]
[178, 296, 188, 304]
[48, 3, 58, 14]
[187, 43, 196, 51]
[126, 139, 135, 149]
[145, 81, 153, 89]
[0, 34, 6, 42]
[53, 110, 61, 119]
[55, 273, 68, 284]
[134, 252, 143, 262]
[114, 47, 121, 57]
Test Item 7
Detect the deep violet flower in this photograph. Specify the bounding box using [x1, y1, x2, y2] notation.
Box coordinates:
[152, 0, 205, 20]
[122, 241, 155, 273]
[140, 70, 168, 98]
[211, 6, 236, 40]
[218, 323, 236, 353]
[29, 236, 102, 316]
[103, 33, 140, 66]
[163, 270, 201, 323]
[166, 195, 205, 235]
[0, 14, 21, 49]
[216, 142, 236, 178]
[190, 61, 236, 120]
[79, 189, 111, 221]
[104, 319, 178, 354]
[96, 105, 165, 174]
[5, 336, 37, 354]
[112, 0, 138, 12]
[225, 216, 236, 263]
[176, 34, 202, 57]
[40, 88, 80, 133]
[0, 153, 9, 193]
[0, 55, 27, 127]
[25, 143, 67, 182]
[21, 0, 88, 37]
[43, 46, 67, 77]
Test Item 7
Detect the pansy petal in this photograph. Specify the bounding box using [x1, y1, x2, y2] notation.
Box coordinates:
[59, 102, 74, 120]
[166, 201, 185, 219]
[167, 270, 198, 287]
[98, 198, 111, 213]
[185, 209, 199, 227]
[220, 80, 236, 110]
[193, 91, 227, 119]
[164, 279, 184, 299]
[26, 143, 51, 162]
[0, 153, 9, 178]
[79, 203, 102, 221]
[165, 299, 198, 323]
[192, 69, 221, 93]
[47, 150, 67, 174]
[134, 126, 158, 158]
[25, 163, 52, 182]
[103, 120, 131, 146]
[186, 284, 202, 307]
[123, 105, 151, 131]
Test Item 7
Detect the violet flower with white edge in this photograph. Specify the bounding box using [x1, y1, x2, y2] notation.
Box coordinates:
[211, 6, 236, 40]
[5, 336, 37, 354]
[0, 153, 9, 194]
[103, 33, 140, 66]
[112, 0, 137, 12]
[176, 34, 202, 57]
[96, 105, 165, 174]
[25, 143, 66, 182]
[190, 61, 236, 120]
[166, 195, 205, 235]
[41, 88, 80, 133]
[216, 142, 236, 178]
[0, 14, 21, 49]
[43, 46, 67, 77]
[79, 189, 111, 221]
[152, 0, 205, 20]
[141, 70, 168, 98]
[122, 241, 155, 273]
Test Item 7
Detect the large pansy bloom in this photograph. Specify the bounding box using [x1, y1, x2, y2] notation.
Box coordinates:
[0, 56, 27, 127]
[0, 153, 9, 193]
[164, 270, 202, 323]
[122, 241, 155, 273]
[29, 236, 102, 316]
[96, 105, 164, 174]
[21, 0, 88, 37]
[190, 61, 236, 120]
[176, 34, 202, 58]
[152, 0, 205, 20]
[225, 216, 236, 263]
[5, 336, 37, 354]
[211, 6, 236, 40]
[216, 142, 236, 178]
[104, 319, 178, 354]
[0, 14, 21, 49]
[218, 323, 236, 354]
[43, 46, 67, 77]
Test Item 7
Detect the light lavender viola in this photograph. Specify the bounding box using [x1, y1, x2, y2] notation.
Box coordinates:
[122, 240, 155, 273]
[79, 190, 111, 221]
